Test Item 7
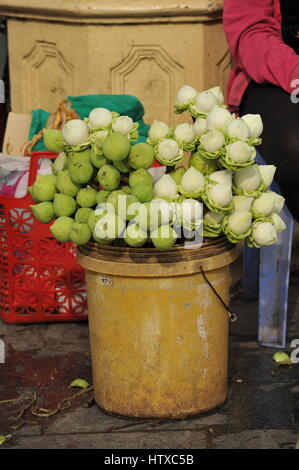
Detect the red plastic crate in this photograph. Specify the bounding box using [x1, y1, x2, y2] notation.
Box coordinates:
[0, 151, 88, 323]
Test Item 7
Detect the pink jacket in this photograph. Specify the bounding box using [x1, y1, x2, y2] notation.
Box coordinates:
[223, 0, 299, 112]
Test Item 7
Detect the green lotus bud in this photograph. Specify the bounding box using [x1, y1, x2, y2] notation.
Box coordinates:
[76, 187, 97, 208]
[69, 161, 93, 185]
[209, 169, 232, 186]
[112, 116, 134, 135]
[30, 202, 55, 224]
[233, 165, 261, 192]
[97, 164, 121, 190]
[251, 221, 277, 247]
[43, 129, 65, 153]
[150, 224, 177, 250]
[154, 174, 178, 200]
[28, 185, 38, 201]
[29, 175, 56, 202]
[232, 195, 254, 211]
[88, 204, 114, 231]
[50, 216, 74, 242]
[88, 108, 113, 129]
[200, 130, 225, 154]
[180, 167, 205, 196]
[241, 114, 263, 139]
[189, 152, 218, 175]
[206, 105, 233, 130]
[54, 193, 77, 217]
[148, 120, 170, 142]
[121, 185, 131, 194]
[131, 182, 154, 203]
[70, 222, 92, 245]
[174, 123, 196, 144]
[258, 165, 276, 188]
[193, 118, 207, 137]
[136, 199, 172, 232]
[96, 190, 111, 204]
[56, 170, 81, 197]
[273, 352, 292, 364]
[52, 152, 68, 175]
[113, 158, 131, 173]
[169, 167, 186, 185]
[62, 119, 89, 147]
[227, 210, 252, 235]
[128, 142, 155, 169]
[125, 222, 148, 247]
[102, 132, 131, 162]
[75, 207, 93, 223]
[94, 212, 126, 241]
[129, 168, 153, 188]
[107, 191, 139, 221]
[67, 148, 91, 165]
[227, 118, 250, 141]
[89, 148, 108, 169]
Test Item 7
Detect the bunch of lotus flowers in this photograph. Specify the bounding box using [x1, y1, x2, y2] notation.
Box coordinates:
[29, 85, 287, 251]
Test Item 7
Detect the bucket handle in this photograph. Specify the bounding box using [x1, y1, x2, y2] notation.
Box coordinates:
[200, 266, 238, 322]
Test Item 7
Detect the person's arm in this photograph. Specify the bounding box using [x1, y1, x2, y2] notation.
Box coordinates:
[223, 0, 299, 94]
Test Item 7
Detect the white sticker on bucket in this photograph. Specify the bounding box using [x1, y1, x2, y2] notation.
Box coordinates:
[100, 276, 113, 287]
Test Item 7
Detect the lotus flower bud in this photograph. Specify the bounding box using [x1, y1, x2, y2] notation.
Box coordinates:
[174, 123, 196, 143]
[154, 174, 178, 200]
[241, 114, 263, 138]
[233, 165, 261, 191]
[125, 222, 148, 248]
[194, 91, 218, 114]
[149, 120, 170, 141]
[112, 116, 134, 135]
[88, 108, 113, 129]
[227, 118, 250, 141]
[157, 139, 181, 162]
[95, 213, 126, 241]
[180, 199, 202, 223]
[271, 213, 286, 233]
[226, 141, 253, 163]
[200, 130, 225, 154]
[258, 165, 276, 188]
[207, 184, 233, 207]
[252, 192, 279, 217]
[70, 222, 92, 245]
[209, 169, 232, 186]
[206, 105, 233, 130]
[150, 224, 177, 250]
[176, 85, 197, 104]
[93, 130, 109, 147]
[193, 118, 207, 137]
[204, 211, 224, 225]
[62, 119, 89, 147]
[208, 86, 224, 105]
[251, 221, 277, 246]
[181, 167, 206, 193]
[232, 195, 254, 211]
[227, 210, 252, 235]
[273, 193, 285, 213]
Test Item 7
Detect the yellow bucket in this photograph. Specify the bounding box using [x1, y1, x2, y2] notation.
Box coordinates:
[77, 237, 238, 419]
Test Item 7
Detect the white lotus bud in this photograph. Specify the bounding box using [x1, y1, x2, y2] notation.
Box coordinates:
[180, 199, 203, 223]
[88, 108, 113, 129]
[174, 123, 196, 143]
[204, 211, 224, 224]
[176, 85, 198, 104]
[233, 165, 261, 191]
[157, 139, 181, 161]
[150, 198, 173, 225]
[112, 116, 134, 135]
[94, 130, 109, 147]
[206, 105, 233, 130]
[272, 213, 286, 233]
[228, 210, 252, 235]
[149, 120, 170, 141]
[258, 165, 276, 188]
[209, 169, 232, 186]
[232, 195, 254, 211]
[181, 167, 206, 193]
[207, 184, 233, 207]
[200, 130, 225, 154]
[194, 91, 218, 114]
[154, 174, 178, 199]
[252, 192, 280, 216]
[252, 221, 277, 246]
[226, 141, 253, 163]
[241, 114, 263, 139]
[208, 86, 224, 105]
[273, 193, 285, 213]
[193, 118, 207, 137]
[227, 118, 250, 141]
[62, 119, 89, 147]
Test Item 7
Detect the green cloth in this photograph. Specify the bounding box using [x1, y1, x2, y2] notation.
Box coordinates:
[29, 94, 150, 151]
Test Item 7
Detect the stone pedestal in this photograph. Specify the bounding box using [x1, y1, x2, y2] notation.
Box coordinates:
[0, 0, 232, 125]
